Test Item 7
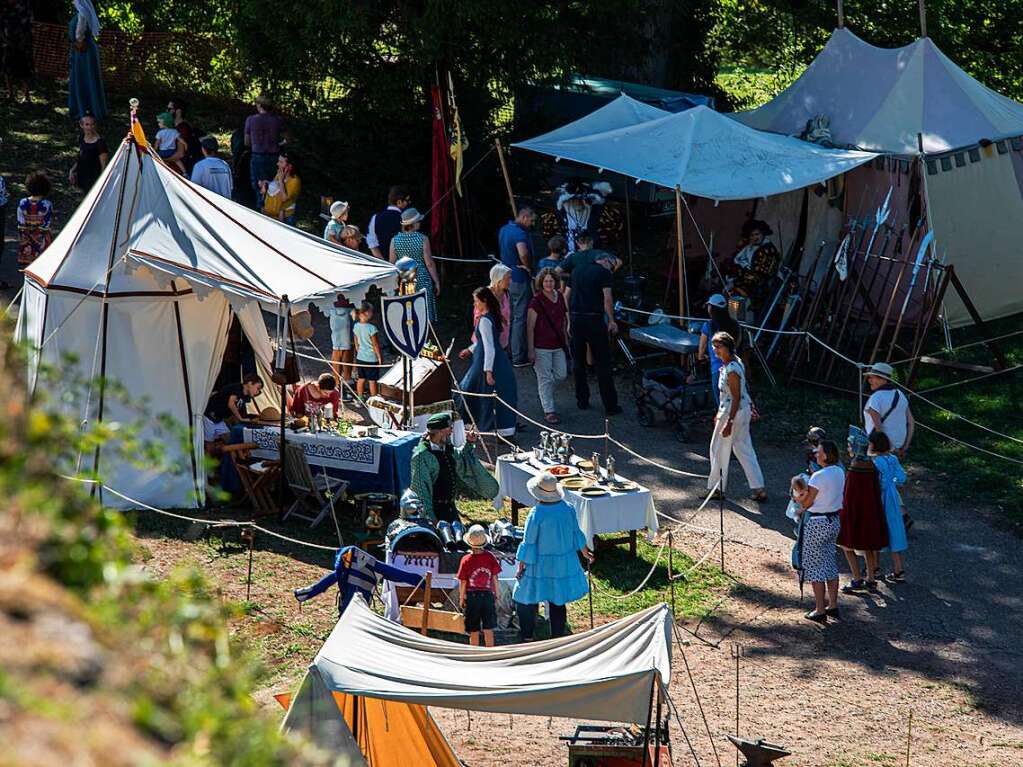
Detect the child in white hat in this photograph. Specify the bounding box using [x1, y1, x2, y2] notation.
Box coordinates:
[457, 524, 501, 646]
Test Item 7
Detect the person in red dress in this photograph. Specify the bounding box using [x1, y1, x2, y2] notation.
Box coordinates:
[838, 425, 888, 594]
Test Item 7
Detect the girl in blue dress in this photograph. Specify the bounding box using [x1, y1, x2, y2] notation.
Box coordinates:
[869, 430, 908, 581]
[513, 471, 593, 641]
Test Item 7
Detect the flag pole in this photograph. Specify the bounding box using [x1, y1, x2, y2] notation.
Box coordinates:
[495, 139, 518, 218]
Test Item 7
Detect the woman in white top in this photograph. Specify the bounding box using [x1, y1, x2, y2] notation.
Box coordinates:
[862, 362, 914, 457]
[794, 439, 844, 623]
[707, 331, 767, 502]
[459, 287, 517, 437]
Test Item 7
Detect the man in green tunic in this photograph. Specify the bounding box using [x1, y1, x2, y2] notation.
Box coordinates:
[408, 413, 498, 523]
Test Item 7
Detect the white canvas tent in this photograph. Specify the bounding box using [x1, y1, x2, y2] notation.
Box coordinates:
[15, 138, 398, 510]
[287, 597, 673, 728]
[514, 97, 877, 200]
[734, 28, 1023, 324]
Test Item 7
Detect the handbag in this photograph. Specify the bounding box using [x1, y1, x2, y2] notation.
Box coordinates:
[271, 299, 301, 385]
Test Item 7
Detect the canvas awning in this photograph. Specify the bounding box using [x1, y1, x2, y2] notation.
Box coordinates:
[308, 597, 672, 725]
[514, 99, 877, 200]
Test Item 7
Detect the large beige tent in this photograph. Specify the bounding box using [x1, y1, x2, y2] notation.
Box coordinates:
[16, 138, 398, 510]
[283, 598, 674, 759]
[735, 28, 1023, 324]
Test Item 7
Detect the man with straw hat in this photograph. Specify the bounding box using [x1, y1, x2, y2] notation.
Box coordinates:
[408, 413, 498, 523]
[862, 362, 914, 458]
[513, 471, 593, 642]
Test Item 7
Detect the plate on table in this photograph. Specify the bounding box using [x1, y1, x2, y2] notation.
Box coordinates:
[548, 464, 580, 478]
[560, 476, 589, 491]
[580, 486, 609, 497]
[499, 452, 528, 462]
[610, 479, 639, 492]
[575, 459, 595, 472]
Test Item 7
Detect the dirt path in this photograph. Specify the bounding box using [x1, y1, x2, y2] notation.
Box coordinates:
[426, 365, 1023, 766]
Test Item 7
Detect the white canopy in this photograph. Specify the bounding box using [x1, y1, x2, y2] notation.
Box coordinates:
[17, 138, 397, 510]
[306, 597, 673, 724]
[734, 28, 1023, 155]
[26, 139, 397, 309]
[514, 98, 877, 200]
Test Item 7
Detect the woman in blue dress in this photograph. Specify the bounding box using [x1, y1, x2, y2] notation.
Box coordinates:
[513, 471, 593, 641]
[868, 430, 908, 581]
[458, 287, 517, 437]
[390, 207, 440, 322]
[68, 0, 107, 121]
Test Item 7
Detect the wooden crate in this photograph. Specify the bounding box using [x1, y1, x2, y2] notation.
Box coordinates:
[400, 605, 465, 634]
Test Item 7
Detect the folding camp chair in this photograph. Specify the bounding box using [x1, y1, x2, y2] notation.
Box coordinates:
[222, 442, 282, 519]
[281, 442, 349, 528]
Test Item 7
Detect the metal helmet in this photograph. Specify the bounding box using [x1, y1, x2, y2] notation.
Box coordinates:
[399, 489, 425, 518]
[805, 426, 827, 445]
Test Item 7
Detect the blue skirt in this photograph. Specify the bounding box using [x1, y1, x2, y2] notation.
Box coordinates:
[458, 337, 516, 433]
[67, 28, 107, 121]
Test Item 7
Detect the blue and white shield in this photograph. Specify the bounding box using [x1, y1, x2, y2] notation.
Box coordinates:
[381, 290, 429, 359]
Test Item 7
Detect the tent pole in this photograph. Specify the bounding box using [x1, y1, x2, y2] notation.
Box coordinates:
[918, 0, 928, 37]
[279, 295, 289, 511]
[674, 186, 687, 321]
[837, 0, 844, 28]
[653, 684, 663, 767]
[171, 280, 201, 505]
[641, 677, 655, 767]
[624, 175, 634, 275]
[495, 139, 517, 218]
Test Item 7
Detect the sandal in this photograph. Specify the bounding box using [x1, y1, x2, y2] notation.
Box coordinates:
[750, 490, 768, 502]
[825, 606, 841, 620]
[841, 579, 866, 594]
[804, 610, 828, 624]
[886, 571, 906, 583]
[544, 413, 561, 424]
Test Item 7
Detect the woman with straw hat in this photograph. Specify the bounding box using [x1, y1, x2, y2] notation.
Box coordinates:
[390, 207, 440, 322]
[513, 471, 593, 642]
[862, 362, 914, 458]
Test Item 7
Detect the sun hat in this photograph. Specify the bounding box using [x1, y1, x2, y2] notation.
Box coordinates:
[289, 310, 314, 340]
[706, 293, 727, 309]
[863, 362, 895, 380]
[156, 111, 174, 127]
[463, 524, 488, 548]
[258, 406, 282, 422]
[527, 471, 564, 503]
[330, 200, 350, 219]
[401, 207, 424, 226]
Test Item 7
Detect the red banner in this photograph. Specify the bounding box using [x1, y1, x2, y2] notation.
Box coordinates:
[430, 84, 452, 255]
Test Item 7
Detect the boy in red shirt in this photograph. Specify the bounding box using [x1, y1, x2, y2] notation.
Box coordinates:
[457, 525, 501, 646]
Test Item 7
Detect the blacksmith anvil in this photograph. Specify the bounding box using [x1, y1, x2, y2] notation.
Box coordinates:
[727, 735, 791, 767]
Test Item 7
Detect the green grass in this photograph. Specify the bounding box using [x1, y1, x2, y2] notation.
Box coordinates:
[757, 315, 1023, 530]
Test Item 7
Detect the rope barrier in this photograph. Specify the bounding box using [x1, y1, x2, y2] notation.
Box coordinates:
[889, 327, 1023, 366]
[4, 285, 24, 317]
[431, 255, 499, 264]
[917, 364, 1023, 394]
[452, 387, 609, 440]
[588, 540, 668, 600]
[607, 436, 710, 479]
[913, 421, 1023, 465]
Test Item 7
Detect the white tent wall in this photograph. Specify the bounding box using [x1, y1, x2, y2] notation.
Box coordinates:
[924, 147, 1023, 326]
[235, 302, 280, 414]
[14, 281, 47, 394]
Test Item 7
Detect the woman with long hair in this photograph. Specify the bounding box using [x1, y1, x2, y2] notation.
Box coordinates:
[459, 286, 517, 437]
[707, 331, 767, 502]
[260, 150, 301, 224]
[527, 267, 569, 424]
[473, 263, 512, 350]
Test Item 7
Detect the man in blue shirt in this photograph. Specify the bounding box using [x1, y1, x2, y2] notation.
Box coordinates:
[498, 207, 537, 366]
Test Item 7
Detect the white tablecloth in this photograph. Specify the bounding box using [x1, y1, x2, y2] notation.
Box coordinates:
[494, 456, 659, 546]
[242, 426, 410, 474]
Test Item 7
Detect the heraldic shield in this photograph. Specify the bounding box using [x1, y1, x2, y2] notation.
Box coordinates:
[381, 290, 430, 359]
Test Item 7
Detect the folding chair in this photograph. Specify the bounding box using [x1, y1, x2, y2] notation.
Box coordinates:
[222, 442, 282, 519]
[281, 442, 349, 528]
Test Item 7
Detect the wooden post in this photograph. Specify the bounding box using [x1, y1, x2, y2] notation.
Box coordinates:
[918, 0, 927, 37]
[904, 267, 951, 386]
[278, 296, 289, 512]
[420, 571, 432, 636]
[837, 0, 845, 27]
[674, 186, 687, 320]
[243, 528, 255, 601]
[495, 139, 517, 218]
[947, 265, 1007, 369]
[668, 531, 676, 616]
[905, 709, 914, 766]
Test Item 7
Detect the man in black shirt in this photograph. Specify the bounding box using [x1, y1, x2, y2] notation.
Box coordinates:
[203, 374, 263, 442]
[565, 254, 621, 415]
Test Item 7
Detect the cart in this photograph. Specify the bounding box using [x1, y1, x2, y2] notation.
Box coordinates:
[618, 322, 712, 442]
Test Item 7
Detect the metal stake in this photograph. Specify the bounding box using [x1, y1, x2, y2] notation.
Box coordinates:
[242, 528, 255, 601]
[905, 708, 913, 766]
[731, 643, 743, 767]
[719, 470, 726, 574]
[668, 531, 677, 615]
[587, 562, 595, 630]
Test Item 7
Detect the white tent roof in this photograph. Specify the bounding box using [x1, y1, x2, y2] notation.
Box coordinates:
[310, 597, 672, 725]
[514, 100, 877, 200]
[526, 93, 669, 143]
[733, 28, 1023, 155]
[26, 138, 398, 308]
